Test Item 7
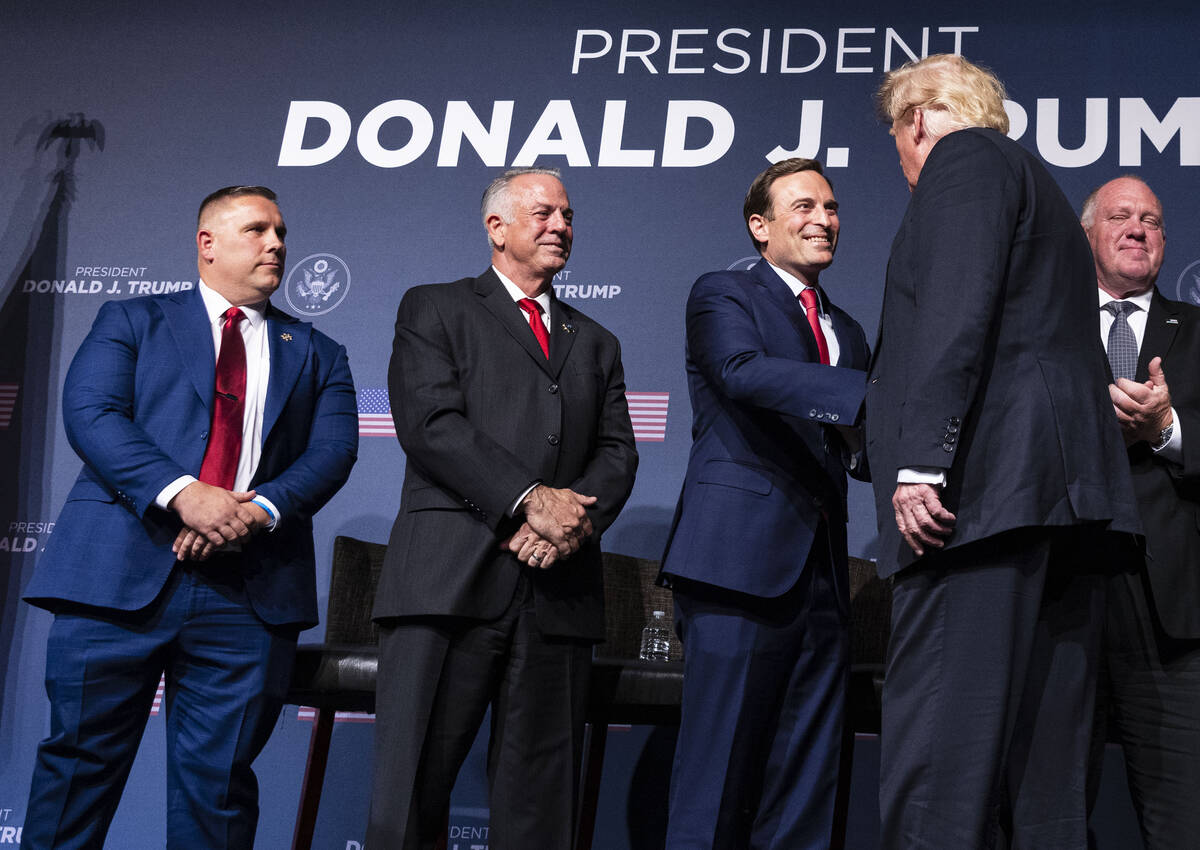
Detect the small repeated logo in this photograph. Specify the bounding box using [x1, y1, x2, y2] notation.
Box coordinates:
[284, 253, 351, 316]
[1175, 259, 1200, 306]
[727, 256, 760, 272]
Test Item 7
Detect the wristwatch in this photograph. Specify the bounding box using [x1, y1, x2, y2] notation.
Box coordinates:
[1152, 422, 1174, 451]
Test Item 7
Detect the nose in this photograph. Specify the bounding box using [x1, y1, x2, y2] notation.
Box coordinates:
[267, 228, 285, 251]
[811, 205, 832, 228]
[547, 210, 568, 232]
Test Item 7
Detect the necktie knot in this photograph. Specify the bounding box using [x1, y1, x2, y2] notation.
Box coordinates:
[517, 298, 543, 318]
[224, 306, 246, 326]
[798, 287, 820, 313]
[1103, 300, 1137, 320]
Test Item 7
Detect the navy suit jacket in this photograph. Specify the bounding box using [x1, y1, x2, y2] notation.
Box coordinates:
[865, 128, 1141, 577]
[1129, 290, 1200, 639]
[373, 270, 638, 641]
[24, 286, 358, 627]
[660, 259, 869, 598]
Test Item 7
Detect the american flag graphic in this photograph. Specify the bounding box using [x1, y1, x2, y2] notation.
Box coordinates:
[357, 387, 396, 437]
[150, 674, 166, 715]
[0, 383, 18, 429]
[626, 392, 670, 442]
[297, 707, 376, 723]
[358, 388, 669, 442]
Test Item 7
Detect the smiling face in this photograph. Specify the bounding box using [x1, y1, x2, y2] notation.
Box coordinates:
[486, 173, 573, 295]
[197, 194, 287, 306]
[749, 169, 839, 286]
[1085, 177, 1165, 299]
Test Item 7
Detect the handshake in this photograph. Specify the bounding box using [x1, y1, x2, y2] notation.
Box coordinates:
[500, 484, 596, 569]
[168, 481, 273, 562]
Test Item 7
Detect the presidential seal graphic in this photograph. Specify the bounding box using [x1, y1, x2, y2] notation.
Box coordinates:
[1176, 259, 1200, 307]
[284, 253, 351, 316]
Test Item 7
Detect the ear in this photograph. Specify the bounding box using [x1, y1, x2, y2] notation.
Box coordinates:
[485, 213, 506, 250]
[910, 108, 928, 146]
[196, 228, 215, 263]
[747, 213, 771, 248]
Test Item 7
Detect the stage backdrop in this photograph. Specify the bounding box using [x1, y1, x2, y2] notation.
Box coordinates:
[2, 0, 1196, 846]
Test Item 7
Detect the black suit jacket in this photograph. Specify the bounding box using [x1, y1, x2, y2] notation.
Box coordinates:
[373, 269, 638, 641]
[1129, 290, 1200, 639]
[865, 128, 1141, 577]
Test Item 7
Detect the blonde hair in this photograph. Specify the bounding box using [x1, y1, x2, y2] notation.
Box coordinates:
[876, 54, 1009, 140]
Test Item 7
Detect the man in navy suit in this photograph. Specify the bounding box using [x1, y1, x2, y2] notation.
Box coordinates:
[659, 158, 869, 849]
[867, 56, 1140, 849]
[1083, 176, 1200, 849]
[22, 185, 358, 849]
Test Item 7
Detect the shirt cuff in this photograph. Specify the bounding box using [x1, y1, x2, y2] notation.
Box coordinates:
[251, 496, 280, 530]
[510, 483, 540, 517]
[1152, 407, 1183, 465]
[897, 466, 948, 486]
[156, 475, 197, 510]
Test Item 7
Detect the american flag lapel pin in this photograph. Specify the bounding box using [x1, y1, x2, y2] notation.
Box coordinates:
[281, 332, 293, 341]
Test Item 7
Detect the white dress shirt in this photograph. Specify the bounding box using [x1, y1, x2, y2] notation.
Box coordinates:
[155, 280, 279, 525]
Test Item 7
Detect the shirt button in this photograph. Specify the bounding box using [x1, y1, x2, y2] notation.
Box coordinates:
[547, 434, 560, 446]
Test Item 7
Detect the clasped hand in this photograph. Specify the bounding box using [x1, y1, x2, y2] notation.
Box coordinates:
[499, 484, 596, 569]
[168, 481, 271, 562]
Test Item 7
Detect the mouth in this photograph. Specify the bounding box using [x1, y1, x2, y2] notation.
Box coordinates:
[803, 234, 833, 248]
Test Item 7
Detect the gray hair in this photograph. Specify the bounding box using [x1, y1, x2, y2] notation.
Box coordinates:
[481, 167, 563, 248]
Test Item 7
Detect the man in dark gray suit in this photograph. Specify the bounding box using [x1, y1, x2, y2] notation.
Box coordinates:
[866, 55, 1141, 849]
[1084, 176, 1200, 849]
[366, 167, 638, 849]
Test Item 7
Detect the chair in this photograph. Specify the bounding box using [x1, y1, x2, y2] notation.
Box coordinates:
[286, 535, 385, 850]
[574, 552, 892, 850]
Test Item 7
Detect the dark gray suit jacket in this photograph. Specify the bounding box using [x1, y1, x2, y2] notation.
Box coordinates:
[865, 128, 1141, 577]
[373, 269, 638, 641]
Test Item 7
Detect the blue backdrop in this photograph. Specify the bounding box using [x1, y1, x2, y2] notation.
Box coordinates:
[2, 0, 1197, 846]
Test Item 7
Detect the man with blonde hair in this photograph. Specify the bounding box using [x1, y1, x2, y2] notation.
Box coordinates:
[865, 54, 1141, 849]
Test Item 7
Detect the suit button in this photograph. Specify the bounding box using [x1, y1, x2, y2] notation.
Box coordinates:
[948, 425, 959, 434]
[870, 377, 879, 384]
[809, 408, 818, 417]
[942, 442, 954, 452]
[950, 417, 961, 426]
[813, 497, 825, 509]
[547, 434, 560, 446]
[548, 383, 559, 394]
[830, 414, 840, 422]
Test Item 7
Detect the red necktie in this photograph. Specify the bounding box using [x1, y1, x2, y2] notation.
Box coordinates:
[198, 307, 246, 489]
[798, 288, 830, 365]
[517, 298, 550, 359]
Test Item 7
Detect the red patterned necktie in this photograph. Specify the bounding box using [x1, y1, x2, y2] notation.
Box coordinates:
[798, 288, 830, 365]
[198, 307, 246, 489]
[517, 298, 550, 359]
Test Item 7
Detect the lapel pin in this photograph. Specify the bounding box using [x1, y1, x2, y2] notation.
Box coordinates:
[1166, 318, 1180, 325]
[561, 322, 576, 334]
[281, 332, 293, 341]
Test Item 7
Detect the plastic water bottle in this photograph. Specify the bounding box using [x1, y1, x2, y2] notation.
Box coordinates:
[639, 610, 672, 661]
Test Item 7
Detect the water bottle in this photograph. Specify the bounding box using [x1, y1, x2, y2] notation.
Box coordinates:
[639, 610, 672, 661]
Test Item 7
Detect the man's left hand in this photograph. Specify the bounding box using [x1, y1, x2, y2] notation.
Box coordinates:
[1111, 356, 1173, 446]
[172, 501, 273, 562]
[499, 521, 562, 569]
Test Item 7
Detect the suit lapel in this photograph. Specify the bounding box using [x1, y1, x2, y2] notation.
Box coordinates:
[475, 269, 556, 377]
[1137, 290, 1182, 382]
[752, 259, 822, 362]
[547, 298, 576, 378]
[161, 286, 217, 410]
[263, 306, 309, 442]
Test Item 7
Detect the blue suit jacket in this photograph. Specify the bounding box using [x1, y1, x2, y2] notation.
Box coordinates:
[660, 259, 869, 598]
[24, 286, 358, 627]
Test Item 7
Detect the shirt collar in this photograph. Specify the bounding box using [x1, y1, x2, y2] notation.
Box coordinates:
[198, 279, 266, 329]
[492, 266, 552, 314]
[766, 261, 825, 314]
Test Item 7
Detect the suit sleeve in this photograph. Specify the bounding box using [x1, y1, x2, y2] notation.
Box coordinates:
[568, 336, 638, 536]
[61, 300, 192, 516]
[388, 287, 540, 530]
[896, 131, 1020, 469]
[252, 339, 358, 522]
[686, 273, 866, 422]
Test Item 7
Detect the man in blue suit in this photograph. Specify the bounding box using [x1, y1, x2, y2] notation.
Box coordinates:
[22, 185, 358, 849]
[660, 158, 869, 849]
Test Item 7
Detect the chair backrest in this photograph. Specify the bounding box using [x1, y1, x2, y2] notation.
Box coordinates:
[595, 552, 682, 662]
[324, 535, 387, 645]
[848, 555, 891, 666]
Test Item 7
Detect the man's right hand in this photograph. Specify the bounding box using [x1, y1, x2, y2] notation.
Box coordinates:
[520, 484, 596, 556]
[168, 482, 259, 548]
